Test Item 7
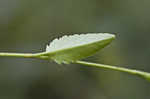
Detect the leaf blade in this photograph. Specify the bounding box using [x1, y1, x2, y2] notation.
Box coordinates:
[43, 33, 115, 64]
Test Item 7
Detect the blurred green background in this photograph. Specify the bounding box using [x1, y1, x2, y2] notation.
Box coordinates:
[0, 0, 150, 99]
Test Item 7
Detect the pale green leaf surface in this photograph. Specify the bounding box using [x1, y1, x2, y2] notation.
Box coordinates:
[41, 33, 115, 64]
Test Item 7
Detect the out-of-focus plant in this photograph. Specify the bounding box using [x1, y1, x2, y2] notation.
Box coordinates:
[0, 33, 150, 82]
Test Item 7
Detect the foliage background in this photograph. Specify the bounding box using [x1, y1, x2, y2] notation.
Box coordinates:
[0, 0, 150, 99]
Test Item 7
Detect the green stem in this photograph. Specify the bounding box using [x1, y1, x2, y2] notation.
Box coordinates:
[1, 52, 150, 82]
[0, 52, 33, 58]
[0, 52, 48, 59]
[75, 61, 150, 82]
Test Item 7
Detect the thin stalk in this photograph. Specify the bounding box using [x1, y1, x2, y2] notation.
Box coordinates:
[0, 52, 34, 58]
[75, 60, 150, 82]
[0, 52, 48, 59]
[1, 52, 150, 82]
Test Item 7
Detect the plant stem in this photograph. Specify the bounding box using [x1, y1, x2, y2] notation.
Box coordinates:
[0, 52, 49, 59]
[75, 60, 150, 82]
[1, 52, 150, 82]
[0, 52, 36, 58]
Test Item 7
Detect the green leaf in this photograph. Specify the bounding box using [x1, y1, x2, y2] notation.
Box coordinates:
[41, 33, 115, 64]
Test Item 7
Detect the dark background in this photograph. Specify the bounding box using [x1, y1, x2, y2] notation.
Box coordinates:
[0, 0, 150, 99]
